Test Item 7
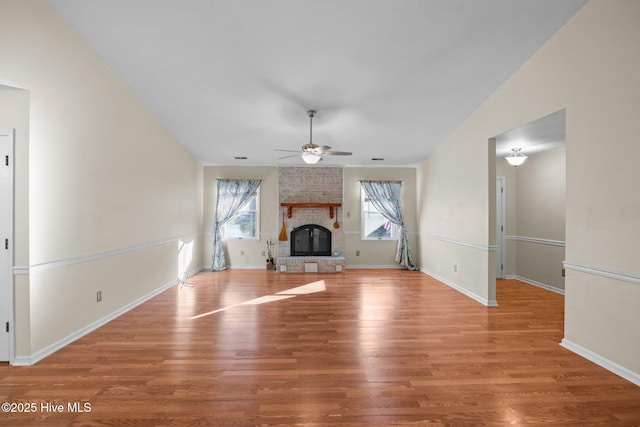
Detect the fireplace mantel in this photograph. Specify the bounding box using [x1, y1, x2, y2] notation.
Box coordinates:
[280, 202, 341, 219]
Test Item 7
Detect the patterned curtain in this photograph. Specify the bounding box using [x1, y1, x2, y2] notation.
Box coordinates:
[211, 179, 261, 271]
[360, 180, 418, 270]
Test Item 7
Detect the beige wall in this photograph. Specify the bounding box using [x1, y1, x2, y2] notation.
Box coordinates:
[202, 166, 279, 269]
[498, 148, 566, 291]
[417, 136, 496, 305]
[418, 0, 640, 379]
[343, 167, 418, 268]
[0, 1, 203, 362]
[516, 148, 566, 290]
[202, 165, 418, 269]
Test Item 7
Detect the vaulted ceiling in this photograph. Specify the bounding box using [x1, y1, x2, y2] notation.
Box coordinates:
[48, 0, 585, 167]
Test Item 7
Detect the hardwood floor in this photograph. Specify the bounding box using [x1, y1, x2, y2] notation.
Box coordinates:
[1, 270, 639, 426]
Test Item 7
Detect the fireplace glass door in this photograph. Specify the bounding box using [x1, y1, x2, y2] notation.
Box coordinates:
[291, 224, 331, 256]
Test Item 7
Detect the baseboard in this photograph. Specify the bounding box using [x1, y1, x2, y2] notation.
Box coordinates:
[506, 275, 565, 295]
[420, 268, 498, 307]
[228, 264, 271, 270]
[346, 264, 405, 269]
[560, 338, 640, 387]
[12, 267, 203, 366]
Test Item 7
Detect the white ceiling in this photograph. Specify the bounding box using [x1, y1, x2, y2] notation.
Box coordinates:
[47, 0, 585, 167]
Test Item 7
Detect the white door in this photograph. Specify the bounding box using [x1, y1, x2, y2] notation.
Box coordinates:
[0, 129, 14, 362]
[496, 177, 505, 279]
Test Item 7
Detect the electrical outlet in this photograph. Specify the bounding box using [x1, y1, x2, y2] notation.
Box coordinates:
[356, 250, 360, 256]
[453, 264, 458, 272]
[96, 290, 102, 302]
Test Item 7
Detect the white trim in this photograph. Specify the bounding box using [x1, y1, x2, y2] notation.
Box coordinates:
[0, 129, 14, 364]
[496, 176, 506, 279]
[560, 339, 640, 387]
[13, 266, 30, 275]
[29, 232, 204, 274]
[506, 275, 565, 295]
[420, 267, 498, 307]
[505, 235, 565, 247]
[347, 264, 405, 269]
[422, 234, 496, 252]
[563, 262, 640, 285]
[12, 267, 203, 366]
[228, 264, 269, 270]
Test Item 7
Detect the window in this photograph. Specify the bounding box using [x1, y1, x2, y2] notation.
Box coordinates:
[223, 189, 259, 239]
[361, 187, 396, 240]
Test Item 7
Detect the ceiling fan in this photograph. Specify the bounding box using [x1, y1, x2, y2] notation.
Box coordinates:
[276, 110, 352, 164]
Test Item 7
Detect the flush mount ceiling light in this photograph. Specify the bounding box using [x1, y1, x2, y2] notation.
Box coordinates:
[505, 148, 528, 167]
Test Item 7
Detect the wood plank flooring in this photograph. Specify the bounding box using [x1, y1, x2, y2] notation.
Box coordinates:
[1, 270, 639, 426]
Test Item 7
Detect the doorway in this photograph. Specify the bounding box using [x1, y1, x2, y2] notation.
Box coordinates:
[496, 176, 505, 279]
[0, 128, 14, 362]
[493, 109, 567, 294]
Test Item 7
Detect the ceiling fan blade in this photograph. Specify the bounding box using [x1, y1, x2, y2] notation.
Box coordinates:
[324, 151, 352, 156]
[275, 149, 302, 153]
[277, 154, 301, 159]
[316, 145, 332, 152]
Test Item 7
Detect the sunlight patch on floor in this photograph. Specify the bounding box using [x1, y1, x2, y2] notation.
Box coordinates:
[190, 280, 326, 320]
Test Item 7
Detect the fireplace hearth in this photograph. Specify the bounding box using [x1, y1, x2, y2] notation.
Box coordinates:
[291, 224, 331, 256]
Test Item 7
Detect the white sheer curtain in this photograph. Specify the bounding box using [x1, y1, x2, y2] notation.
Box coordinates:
[211, 179, 261, 271]
[360, 180, 418, 270]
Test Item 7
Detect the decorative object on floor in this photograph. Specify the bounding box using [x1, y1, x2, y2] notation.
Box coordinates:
[276, 110, 352, 164]
[265, 240, 275, 270]
[178, 272, 194, 289]
[505, 147, 528, 167]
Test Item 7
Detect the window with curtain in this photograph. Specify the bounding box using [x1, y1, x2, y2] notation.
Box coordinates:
[361, 190, 397, 240]
[359, 180, 418, 270]
[222, 189, 260, 239]
[211, 178, 261, 271]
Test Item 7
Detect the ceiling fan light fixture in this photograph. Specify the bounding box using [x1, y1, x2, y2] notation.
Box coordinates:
[505, 148, 528, 167]
[302, 151, 322, 164]
[275, 109, 352, 163]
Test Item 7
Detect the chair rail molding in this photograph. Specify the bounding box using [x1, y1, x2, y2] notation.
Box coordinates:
[563, 262, 640, 285]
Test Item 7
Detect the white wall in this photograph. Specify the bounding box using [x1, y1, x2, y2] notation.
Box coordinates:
[418, 0, 640, 382]
[0, 0, 203, 363]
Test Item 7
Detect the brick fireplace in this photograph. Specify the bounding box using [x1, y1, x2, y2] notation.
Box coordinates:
[277, 167, 345, 273]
